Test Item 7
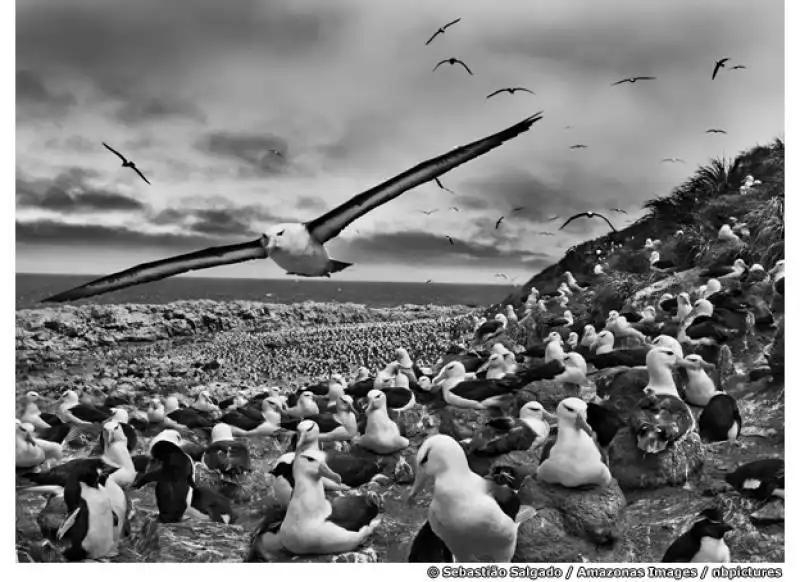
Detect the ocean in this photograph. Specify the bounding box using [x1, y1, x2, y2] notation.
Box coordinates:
[15, 273, 516, 311]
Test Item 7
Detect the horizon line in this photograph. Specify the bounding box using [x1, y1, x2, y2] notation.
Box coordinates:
[15, 271, 523, 287]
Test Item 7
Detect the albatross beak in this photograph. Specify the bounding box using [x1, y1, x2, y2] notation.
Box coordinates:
[317, 462, 342, 484]
[542, 410, 558, 422]
[574, 413, 594, 437]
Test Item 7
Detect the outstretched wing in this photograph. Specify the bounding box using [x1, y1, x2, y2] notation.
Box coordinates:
[132, 167, 151, 185]
[443, 18, 462, 30]
[424, 30, 442, 45]
[305, 113, 544, 244]
[610, 79, 629, 86]
[635, 76, 656, 81]
[514, 87, 535, 94]
[486, 89, 506, 99]
[103, 142, 127, 163]
[432, 60, 448, 71]
[42, 237, 269, 303]
[456, 60, 473, 75]
[559, 213, 588, 230]
[593, 212, 618, 232]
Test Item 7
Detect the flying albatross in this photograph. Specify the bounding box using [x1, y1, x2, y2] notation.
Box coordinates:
[559, 211, 617, 232]
[43, 113, 544, 303]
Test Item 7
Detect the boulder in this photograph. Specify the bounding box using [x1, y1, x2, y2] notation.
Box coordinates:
[518, 477, 626, 544]
[513, 509, 599, 562]
[607, 428, 705, 490]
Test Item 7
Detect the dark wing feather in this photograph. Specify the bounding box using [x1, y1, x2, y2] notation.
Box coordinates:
[424, 30, 441, 45]
[662, 531, 697, 562]
[486, 89, 505, 99]
[443, 18, 461, 29]
[559, 213, 588, 230]
[593, 212, 618, 232]
[456, 60, 473, 75]
[132, 167, 151, 185]
[408, 521, 453, 562]
[42, 236, 269, 303]
[305, 114, 543, 244]
[326, 495, 379, 532]
[471, 424, 536, 456]
[103, 142, 127, 162]
[432, 60, 448, 71]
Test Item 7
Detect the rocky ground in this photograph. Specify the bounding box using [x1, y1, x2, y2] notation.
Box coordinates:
[15, 298, 784, 563]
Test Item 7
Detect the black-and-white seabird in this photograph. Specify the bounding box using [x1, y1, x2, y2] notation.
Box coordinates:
[700, 258, 747, 281]
[698, 393, 742, 443]
[424, 18, 462, 46]
[103, 142, 151, 185]
[662, 508, 733, 562]
[705, 128, 727, 134]
[433, 57, 473, 75]
[569, 144, 588, 149]
[486, 87, 535, 99]
[611, 76, 656, 86]
[560, 211, 617, 232]
[43, 114, 543, 303]
[725, 458, 784, 500]
[712, 57, 729, 80]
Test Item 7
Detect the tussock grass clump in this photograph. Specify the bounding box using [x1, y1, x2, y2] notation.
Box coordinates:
[608, 247, 652, 274]
[589, 272, 647, 316]
[745, 196, 784, 267]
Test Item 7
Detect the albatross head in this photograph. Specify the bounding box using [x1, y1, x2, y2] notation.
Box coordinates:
[556, 397, 593, 436]
[265, 223, 306, 252]
[407, 434, 469, 502]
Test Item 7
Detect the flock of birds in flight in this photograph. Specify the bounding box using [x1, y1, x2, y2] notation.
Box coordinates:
[46, 15, 746, 302]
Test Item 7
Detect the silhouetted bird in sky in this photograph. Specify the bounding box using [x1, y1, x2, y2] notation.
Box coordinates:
[495, 216, 505, 229]
[449, 206, 460, 212]
[435, 177, 455, 194]
[730, 64, 746, 71]
[536, 231, 555, 236]
[610, 208, 628, 214]
[103, 142, 150, 184]
[425, 279, 433, 284]
[611, 76, 656, 86]
[706, 129, 727, 134]
[560, 211, 618, 232]
[662, 157, 685, 163]
[512, 206, 525, 213]
[446, 236, 455, 246]
[712, 58, 729, 80]
[547, 215, 560, 221]
[420, 209, 439, 216]
[425, 18, 461, 46]
[569, 144, 588, 150]
[486, 87, 535, 99]
[433, 58, 473, 75]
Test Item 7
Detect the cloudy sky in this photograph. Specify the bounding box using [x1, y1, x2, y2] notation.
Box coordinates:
[15, 0, 784, 284]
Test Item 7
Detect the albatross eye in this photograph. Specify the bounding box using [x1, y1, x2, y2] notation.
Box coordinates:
[277, 230, 285, 236]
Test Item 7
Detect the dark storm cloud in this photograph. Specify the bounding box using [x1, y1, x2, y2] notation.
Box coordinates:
[16, 169, 146, 214]
[16, 69, 75, 114]
[338, 230, 553, 268]
[16, 0, 347, 93]
[115, 96, 207, 125]
[149, 204, 297, 238]
[16, 220, 221, 249]
[197, 132, 290, 175]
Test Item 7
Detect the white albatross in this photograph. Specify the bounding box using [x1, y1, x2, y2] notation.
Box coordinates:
[43, 113, 544, 303]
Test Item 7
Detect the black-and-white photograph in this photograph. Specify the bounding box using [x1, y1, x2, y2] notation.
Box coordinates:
[13, 0, 786, 568]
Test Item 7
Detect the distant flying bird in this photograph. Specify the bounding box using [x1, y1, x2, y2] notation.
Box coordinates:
[433, 58, 473, 75]
[268, 149, 284, 157]
[42, 113, 544, 303]
[730, 64, 746, 71]
[536, 231, 555, 236]
[712, 58, 729, 80]
[511, 206, 525, 213]
[425, 279, 433, 284]
[494, 273, 509, 281]
[564, 125, 575, 129]
[547, 215, 560, 221]
[662, 157, 685, 163]
[495, 216, 505, 229]
[560, 211, 617, 232]
[446, 235, 455, 246]
[449, 206, 460, 212]
[424, 18, 462, 45]
[102, 142, 150, 185]
[486, 87, 535, 99]
[420, 209, 439, 216]
[611, 76, 656, 86]
[706, 129, 728, 134]
[569, 144, 588, 150]
[435, 177, 456, 194]
[610, 208, 628, 214]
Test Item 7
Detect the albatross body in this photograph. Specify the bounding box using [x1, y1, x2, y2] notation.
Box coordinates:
[43, 113, 544, 303]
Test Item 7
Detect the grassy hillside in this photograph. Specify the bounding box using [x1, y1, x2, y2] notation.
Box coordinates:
[495, 137, 784, 317]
